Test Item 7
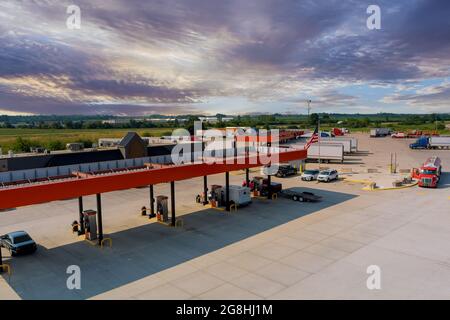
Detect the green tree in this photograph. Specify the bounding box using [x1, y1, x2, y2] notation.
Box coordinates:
[436, 122, 445, 130]
[46, 140, 65, 151]
[11, 137, 35, 152]
[309, 113, 319, 125]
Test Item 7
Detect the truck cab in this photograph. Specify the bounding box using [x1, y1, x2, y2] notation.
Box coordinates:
[410, 137, 429, 149]
[417, 157, 442, 188]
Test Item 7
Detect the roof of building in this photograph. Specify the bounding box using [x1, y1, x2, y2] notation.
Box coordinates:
[119, 132, 144, 147]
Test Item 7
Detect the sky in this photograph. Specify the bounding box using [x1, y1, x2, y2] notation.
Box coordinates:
[0, 0, 449, 116]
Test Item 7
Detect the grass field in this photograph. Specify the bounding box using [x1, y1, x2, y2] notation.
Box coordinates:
[0, 128, 175, 152]
[284, 122, 450, 134]
[0, 122, 448, 153]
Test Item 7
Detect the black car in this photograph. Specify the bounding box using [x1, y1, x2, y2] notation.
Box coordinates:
[0, 231, 37, 256]
[275, 165, 298, 177]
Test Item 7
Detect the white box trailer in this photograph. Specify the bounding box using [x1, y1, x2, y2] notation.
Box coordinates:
[429, 136, 450, 149]
[226, 185, 252, 206]
[318, 138, 352, 153]
[307, 143, 344, 163]
[332, 137, 358, 152]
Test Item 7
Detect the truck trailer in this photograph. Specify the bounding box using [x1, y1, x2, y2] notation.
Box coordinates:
[370, 128, 391, 137]
[306, 143, 344, 163]
[409, 136, 450, 149]
[320, 137, 358, 153]
[316, 139, 351, 153]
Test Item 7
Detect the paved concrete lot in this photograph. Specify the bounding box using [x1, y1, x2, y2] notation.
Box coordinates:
[1, 134, 449, 299]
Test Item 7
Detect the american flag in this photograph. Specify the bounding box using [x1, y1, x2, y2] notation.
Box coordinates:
[304, 126, 319, 149]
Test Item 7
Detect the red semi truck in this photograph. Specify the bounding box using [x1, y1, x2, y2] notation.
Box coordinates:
[413, 156, 442, 188]
[331, 128, 344, 136]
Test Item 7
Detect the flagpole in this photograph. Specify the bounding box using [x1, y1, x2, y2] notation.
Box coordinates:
[318, 117, 321, 168]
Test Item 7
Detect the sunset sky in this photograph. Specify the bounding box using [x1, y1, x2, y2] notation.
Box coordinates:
[0, 0, 449, 115]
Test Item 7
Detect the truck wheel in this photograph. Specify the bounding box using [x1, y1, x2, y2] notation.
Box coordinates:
[299, 197, 304, 202]
[293, 195, 298, 201]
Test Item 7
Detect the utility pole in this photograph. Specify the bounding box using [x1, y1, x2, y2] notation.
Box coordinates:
[306, 99, 312, 117]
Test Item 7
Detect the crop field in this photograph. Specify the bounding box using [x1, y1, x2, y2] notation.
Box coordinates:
[0, 128, 175, 152]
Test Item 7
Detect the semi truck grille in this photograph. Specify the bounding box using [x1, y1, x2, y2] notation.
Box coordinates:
[421, 178, 432, 186]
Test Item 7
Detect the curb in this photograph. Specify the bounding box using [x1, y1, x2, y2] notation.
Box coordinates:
[343, 178, 372, 184]
[362, 181, 418, 191]
[344, 177, 418, 191]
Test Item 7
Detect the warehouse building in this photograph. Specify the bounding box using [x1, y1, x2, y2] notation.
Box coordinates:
[0, 132, 200, 172]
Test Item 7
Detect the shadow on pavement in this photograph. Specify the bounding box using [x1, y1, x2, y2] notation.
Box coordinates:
[2, 188, 356, 299]
[437, 172, 450, 189]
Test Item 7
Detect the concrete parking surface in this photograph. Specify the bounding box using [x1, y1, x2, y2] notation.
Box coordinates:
[1, 134, 449, 299]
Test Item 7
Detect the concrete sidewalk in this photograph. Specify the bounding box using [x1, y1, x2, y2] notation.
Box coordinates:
[0, 276, 20, 300]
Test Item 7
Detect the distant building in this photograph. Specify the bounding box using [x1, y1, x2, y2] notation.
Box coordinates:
[199, 116, 234, 123]
[146, 118, 187, 122]
[101, 118, 131, 125]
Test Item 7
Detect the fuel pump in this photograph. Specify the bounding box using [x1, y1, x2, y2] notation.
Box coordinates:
[156, 195, 169, 222]
[210, 185, 224, 207]
[83, 210, 97, 241]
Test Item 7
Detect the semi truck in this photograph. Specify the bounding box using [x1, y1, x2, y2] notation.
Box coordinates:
[412, 156, 442, 188]
[306, 143, 344, 163]
[409, 136, 450, 149]
[320, 137, 358, 153]
[331, 128, 344, 136]
[370, 128, 391, 137]
[316, 138, 351, 153]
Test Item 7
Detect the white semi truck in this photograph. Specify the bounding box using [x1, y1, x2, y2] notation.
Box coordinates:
[307, 143, 344, 163]
[318, 138, 352, 153]
[327, 136, 358, 152]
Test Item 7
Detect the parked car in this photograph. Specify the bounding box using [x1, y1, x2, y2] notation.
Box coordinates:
[317, 169, 339, 182]
[275, 165, 298, 177]
[301, 169, 320, 181]
[0, 231, 37, 256]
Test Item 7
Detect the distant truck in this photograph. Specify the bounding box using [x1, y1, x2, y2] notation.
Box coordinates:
[307, 143, 344, 163]
[331, 128, 344, 136]
[301, 131, 331, 138]
[413, 156, 442, 188]
[30, 147, 47, 154]
[391, 132, 407, 139]
[66, 143, 84, 151]
[407, 130, 439, 138]
[409, 136, 450, 149]
[370, 128, 391, 137]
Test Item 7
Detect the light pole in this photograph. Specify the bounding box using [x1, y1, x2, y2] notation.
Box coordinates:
[306, 99, 312, 117]
[318, 116, 321, 168]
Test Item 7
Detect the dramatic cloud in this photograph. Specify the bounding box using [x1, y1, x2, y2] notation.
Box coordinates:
[0, 0, 449, 115]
